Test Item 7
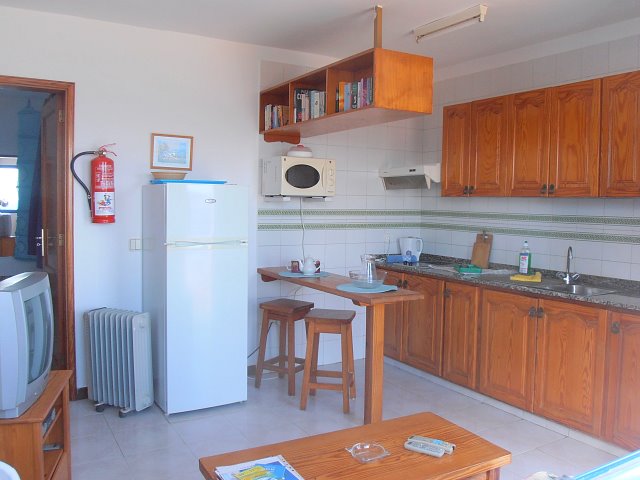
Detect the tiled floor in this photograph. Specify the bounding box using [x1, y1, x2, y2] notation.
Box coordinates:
[70, 360, 627, 480]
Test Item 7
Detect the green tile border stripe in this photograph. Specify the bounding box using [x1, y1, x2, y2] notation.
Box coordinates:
[258, 221, 640, 244]
[258, 208, 640, 226]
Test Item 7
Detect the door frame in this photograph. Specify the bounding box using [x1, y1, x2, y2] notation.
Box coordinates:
[0, 75, 76, 396]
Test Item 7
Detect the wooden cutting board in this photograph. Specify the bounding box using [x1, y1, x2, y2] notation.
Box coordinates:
[471, 232, 493, 268]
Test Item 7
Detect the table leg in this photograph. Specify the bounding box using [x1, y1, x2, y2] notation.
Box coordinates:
[364, 303, 385, 424]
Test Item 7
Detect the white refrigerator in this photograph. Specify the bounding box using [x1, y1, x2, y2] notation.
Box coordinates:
[142, 182, 248, 414]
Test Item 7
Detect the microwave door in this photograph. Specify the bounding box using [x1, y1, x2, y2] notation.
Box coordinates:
[286, 163, 321, 190]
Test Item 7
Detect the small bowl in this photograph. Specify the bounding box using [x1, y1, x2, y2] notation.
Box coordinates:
[345, 442, 390, 463]
[349, 270, 387, 289]
[151, 171, 187, 180]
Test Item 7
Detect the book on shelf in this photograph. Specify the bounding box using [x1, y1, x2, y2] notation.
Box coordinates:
[263, 105, 290, 130]
[293, 88, 325, 123]
[334, 77, 374, 113]
[214, 455, 304, 480]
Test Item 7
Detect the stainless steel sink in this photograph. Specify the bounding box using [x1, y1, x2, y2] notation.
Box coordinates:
[530, 283, 616, 296]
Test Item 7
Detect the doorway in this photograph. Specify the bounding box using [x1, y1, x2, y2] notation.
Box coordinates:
[0, 75, 76, 396]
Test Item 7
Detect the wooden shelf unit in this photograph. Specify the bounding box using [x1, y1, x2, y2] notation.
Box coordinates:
[260, 48, 433, 144]
[0, 370, 72, 480]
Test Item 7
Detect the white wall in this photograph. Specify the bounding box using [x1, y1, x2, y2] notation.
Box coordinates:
[0, 6, 334, 388]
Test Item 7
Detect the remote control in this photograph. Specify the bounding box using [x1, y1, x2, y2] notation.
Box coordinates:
[408, 435, 456, 454]
[403, 439, 445, 457]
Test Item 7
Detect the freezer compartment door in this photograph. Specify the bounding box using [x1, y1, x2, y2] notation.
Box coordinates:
[165, 243, 248, 413]
[165, 184, 248, 242]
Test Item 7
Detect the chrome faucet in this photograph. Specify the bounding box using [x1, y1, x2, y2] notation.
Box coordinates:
[558, 246, 580, 284]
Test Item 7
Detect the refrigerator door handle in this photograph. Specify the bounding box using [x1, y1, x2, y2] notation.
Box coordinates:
[165, 240, 248, 247]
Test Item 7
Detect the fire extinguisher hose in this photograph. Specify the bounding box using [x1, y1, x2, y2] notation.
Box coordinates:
[70, 150, 98, 211]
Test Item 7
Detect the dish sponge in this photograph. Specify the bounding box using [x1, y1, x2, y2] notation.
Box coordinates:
[510, 271, 542, 282]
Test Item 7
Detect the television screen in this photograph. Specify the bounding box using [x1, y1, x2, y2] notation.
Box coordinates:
[0, 271, 54, 418]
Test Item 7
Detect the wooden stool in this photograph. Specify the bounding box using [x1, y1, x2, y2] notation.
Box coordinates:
[300, 308, 356, 413]
[254, 298, 314, 396]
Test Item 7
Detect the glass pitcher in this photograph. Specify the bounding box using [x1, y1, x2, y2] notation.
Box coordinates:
[360, 254, 377, 281]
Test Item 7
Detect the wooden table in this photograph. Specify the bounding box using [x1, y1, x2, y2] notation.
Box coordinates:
[257, 267, 424, 424]
[199, 412, 511, 480]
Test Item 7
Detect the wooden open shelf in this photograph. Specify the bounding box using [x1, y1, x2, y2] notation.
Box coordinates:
[0, 370, 72, 480]
[260, 48, 433, 144]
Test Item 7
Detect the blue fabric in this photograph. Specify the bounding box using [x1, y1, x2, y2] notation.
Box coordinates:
[279, 271, 330, 278]
[14, 101, 41, 261]
[336, 283, 398, 294]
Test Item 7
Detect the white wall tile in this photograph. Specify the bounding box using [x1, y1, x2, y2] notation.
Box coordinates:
[532, 55, 557, 88]
[582, 43, 609, 78]
[556, 49, 583, 83]
[510, 62, 534, 92]
[608, 35, 640, 73]
[601, 261, 631, 280]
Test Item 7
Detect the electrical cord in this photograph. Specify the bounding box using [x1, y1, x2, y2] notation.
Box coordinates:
[299, 197, 306, 259]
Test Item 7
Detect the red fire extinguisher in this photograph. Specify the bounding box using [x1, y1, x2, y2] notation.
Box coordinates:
[71, 144, 116, 223]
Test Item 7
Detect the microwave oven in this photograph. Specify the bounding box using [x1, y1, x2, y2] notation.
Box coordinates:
[262, 156, 336, 197]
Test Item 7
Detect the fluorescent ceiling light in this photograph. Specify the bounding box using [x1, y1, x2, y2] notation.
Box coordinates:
[414, 4, 488, 42]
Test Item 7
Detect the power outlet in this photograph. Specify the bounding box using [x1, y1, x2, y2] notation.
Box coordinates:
[384, 232, 391, 244]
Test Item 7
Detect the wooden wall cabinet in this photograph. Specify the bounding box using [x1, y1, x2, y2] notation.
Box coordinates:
[442, 97, 509, 196]
[259, 48, 433, 144]
[507, 89, 551, 196]
[600, 71, 640, 196]
[443, 78, 601, 197]
[604, 311, 640, 449]
[548, 79, 601, 197]
[0, 370, 72, 480]
[534, 299, 607, 436]
[478, 289, 537, 411]
[442, 282, 479, 389]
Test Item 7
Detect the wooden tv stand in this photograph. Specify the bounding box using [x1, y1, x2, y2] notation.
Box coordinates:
[0, 370, 72, 480]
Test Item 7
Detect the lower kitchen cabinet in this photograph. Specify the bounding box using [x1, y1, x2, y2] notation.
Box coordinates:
[534, 298, 607, 436]
[604, 311, 640, 449]
[383, 270, 404, 360]
[442, 282, 479, 389]
[382, 270, 444, 375]
[478, 289, 537, 411]
[403, 275, 444, 375]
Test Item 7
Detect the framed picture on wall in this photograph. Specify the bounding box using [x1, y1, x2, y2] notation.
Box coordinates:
[150, 133, 193, 171]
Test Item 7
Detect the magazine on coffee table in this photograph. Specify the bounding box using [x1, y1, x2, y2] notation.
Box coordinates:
[214, 454, 304, 480]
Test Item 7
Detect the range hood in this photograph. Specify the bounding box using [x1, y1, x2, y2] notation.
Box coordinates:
[379, 164, 441, 190]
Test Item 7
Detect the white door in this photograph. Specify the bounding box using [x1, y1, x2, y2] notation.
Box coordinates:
[165, 242, 248, 414]
[165, 184, 248, 242]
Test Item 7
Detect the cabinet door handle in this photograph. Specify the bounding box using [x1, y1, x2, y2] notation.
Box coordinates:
[611, 321, 620, 334]
[548, 183, 555, 194]
[402, 280, 408, 289]
[540, 184, 547, 194]
[443, 289, 450, 298]
[396, 279, 402, 287]
[537, 307, 544, 318]
[462, 185, 469, 195]
[468, 185, 475, 194]
[528, 306, 537, 318]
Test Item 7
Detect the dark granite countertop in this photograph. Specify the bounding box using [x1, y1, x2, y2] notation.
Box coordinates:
[377, 254, 640, 314]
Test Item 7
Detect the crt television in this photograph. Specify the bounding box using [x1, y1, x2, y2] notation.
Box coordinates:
[0, 271, 54, 418]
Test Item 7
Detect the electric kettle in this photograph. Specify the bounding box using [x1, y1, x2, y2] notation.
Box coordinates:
[398, 237, 423, 261]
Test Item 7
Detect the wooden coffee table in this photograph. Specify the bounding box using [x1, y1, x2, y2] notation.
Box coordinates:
[199, 412, 511, 480]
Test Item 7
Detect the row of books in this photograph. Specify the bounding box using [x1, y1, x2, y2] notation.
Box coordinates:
[336, 77, 374, 112]
[294, 88, 326, 123]
[263, 104, 290, 131]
